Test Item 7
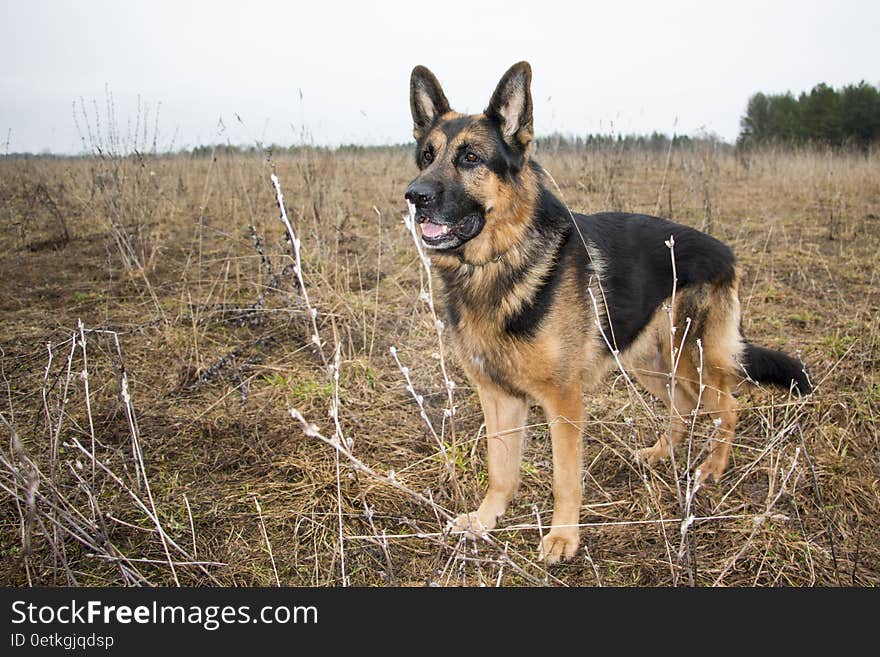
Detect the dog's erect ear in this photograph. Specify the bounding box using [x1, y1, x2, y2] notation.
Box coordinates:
[486, 61, 533, 152]
[410, 65, 451, 140]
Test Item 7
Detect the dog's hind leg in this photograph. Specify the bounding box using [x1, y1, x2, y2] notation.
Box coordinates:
[635, 381, 698, 467]
[450, 384, 528, 536]
[632, 348, 739, 482]
[693, 287, 742, 483]
[695, 372, 739, 483]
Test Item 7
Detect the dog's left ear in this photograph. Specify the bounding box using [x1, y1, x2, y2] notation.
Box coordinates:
[486, 61, 533, 153]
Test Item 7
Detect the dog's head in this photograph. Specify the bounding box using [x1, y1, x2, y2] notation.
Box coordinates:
[405, 62, 536, 257]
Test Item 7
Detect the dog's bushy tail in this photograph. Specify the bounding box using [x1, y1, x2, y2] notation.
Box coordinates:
[741, 343, 812, 395]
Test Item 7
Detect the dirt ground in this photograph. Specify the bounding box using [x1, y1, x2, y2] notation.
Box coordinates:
[1, 142, 878, 586]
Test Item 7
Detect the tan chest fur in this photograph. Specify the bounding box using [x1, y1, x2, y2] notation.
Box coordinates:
[443, 269, 609, 403]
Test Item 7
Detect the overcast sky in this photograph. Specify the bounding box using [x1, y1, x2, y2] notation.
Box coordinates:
[2, 0, 878, 153]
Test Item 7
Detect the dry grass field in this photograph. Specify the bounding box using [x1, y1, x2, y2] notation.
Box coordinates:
[1, 140, 878, 586]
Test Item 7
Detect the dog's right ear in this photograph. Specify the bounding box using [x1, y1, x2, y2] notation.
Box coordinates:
[410, 65, 450, 141]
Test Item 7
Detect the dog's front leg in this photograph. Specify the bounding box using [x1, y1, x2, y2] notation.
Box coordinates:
[451, 384, 527, 536]
[538, 386, 583, 563]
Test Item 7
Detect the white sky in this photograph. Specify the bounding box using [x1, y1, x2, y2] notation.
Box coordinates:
[2, 0, 878, 153]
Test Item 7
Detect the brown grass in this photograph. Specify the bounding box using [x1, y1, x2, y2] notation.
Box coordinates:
[0, 142, 878, 586]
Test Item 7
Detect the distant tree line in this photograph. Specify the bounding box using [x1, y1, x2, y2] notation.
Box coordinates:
[738, 81, 880, 149]
[535, 131, 728, 153]
[1, 136, 728, 159]
[186, 143, 407, 158]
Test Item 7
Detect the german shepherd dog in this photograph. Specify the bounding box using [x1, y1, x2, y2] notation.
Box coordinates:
[405, 62, 811, 563]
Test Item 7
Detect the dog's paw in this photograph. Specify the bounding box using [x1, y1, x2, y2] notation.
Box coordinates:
[696, 459, 725, 484]
[635, 445, 664, 466]
[448, 511, 491, 539]
[538, 528, 579, 564]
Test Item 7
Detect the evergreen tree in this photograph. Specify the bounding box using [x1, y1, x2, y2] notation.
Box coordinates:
[738, 81, 880, 148]
[839, 82, 880, 150]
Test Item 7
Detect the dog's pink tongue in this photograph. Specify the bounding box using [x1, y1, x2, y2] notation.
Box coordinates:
[421, 222, 445, 239]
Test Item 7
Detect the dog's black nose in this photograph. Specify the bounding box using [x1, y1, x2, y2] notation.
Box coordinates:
[405, 180, 443, 208]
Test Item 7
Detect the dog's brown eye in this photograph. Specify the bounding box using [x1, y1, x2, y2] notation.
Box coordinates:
[464, 152, 479, 163]
[422, 149, 434, 164]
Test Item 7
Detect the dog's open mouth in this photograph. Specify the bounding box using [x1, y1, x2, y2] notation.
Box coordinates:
[418, 213, 483, 249]
[419, 220, 450, 240]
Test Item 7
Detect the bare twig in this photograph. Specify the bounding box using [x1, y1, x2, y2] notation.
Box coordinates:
[254, 496, 280, 586]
